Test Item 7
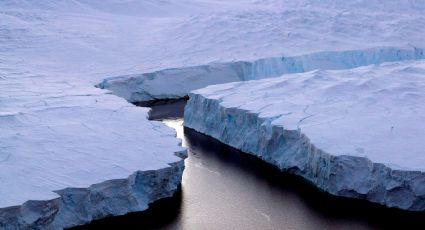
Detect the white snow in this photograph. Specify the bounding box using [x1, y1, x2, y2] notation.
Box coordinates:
[184, 60, 425, 211]
[0, 62, 187, 228]
[0, 0, 202, 228]
[1, 0, 425, 227]
[0, 75, 185, 208]
[95, 0, 425, 101]
[1, 0, 425, 90]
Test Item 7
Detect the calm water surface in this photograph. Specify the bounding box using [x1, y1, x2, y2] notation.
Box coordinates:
[74, 100, 425, 230]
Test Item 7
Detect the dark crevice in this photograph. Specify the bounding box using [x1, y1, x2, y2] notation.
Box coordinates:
[133, 97, 188, 107]
[134, 98, 188, 120]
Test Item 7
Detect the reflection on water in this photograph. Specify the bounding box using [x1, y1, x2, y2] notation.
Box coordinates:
[162, 119, 185, 145]
[160, 118, 373, 230]
[74, 101, 425, 230]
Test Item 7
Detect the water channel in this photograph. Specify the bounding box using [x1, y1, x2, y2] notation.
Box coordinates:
[74, 100, 425, 229]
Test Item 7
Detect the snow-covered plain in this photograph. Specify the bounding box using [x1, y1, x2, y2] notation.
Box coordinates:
[1, 0, 425, 228]
[97, 0, 425, 102]
[184, 60, 425, 211]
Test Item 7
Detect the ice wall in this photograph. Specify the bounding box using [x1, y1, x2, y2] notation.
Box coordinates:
[184, 61, 425, 211]
[98, 47, 425, 102]
[0, 161, 185, 229]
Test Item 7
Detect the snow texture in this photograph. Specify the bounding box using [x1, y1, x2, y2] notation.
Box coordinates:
[94, 0, 425, 102]
[0, 0, 199, 228]
[184, 60, 425, 211]
[0, 66, 187, 229]
[1, 0, 425, 227]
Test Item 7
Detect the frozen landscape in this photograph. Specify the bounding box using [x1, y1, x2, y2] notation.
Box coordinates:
[0, 63, 186, 229]
[1, 0, 425, 228]
[184, 60, 425, 211]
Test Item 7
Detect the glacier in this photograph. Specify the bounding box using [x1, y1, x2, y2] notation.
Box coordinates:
[184, 60, 425, 211]
[1, 0, 425, 228]
[94, 0, 425, 103]
[99, 47, 425, 102]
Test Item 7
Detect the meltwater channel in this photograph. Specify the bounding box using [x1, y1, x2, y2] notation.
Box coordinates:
[73, 100, 425, 230]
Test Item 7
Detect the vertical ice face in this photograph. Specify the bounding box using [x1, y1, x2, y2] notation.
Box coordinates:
[99, 47, 425, 102]
[184, 60, 425, 211]
[0, 162, 185, 229]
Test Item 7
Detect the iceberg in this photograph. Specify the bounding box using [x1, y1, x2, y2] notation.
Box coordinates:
[2, 0, 425, 227]
[184, 60, 425, 211]
[0, 73, 186, 229]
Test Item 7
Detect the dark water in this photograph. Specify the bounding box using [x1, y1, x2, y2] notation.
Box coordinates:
[74, 100, 425, 230]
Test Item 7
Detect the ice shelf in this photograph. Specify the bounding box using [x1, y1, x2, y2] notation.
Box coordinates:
[99, 47, 425, 102]
[184, 60, 425, 211]
[0, 71, 186, 229]
[2, 1, 425, 227]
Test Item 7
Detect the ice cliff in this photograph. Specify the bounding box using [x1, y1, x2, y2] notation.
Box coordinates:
[2, 0, 425, 228]
[184, 60, 425, 211]
[99, 47, 425, 102]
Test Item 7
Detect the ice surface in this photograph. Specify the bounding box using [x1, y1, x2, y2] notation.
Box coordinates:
[184, 60, 425, 211]
[0, 64, 186, 228]
[93, 0, 425, 101]
[1, 0, 425, 100]
[0, 0, 200, 228]
[1, 0, 425, 227]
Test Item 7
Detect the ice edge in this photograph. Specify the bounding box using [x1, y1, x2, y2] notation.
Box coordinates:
[184, 93, 425, 211]
[99, 46, 425, 103]
[0, 150, 187, 229]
